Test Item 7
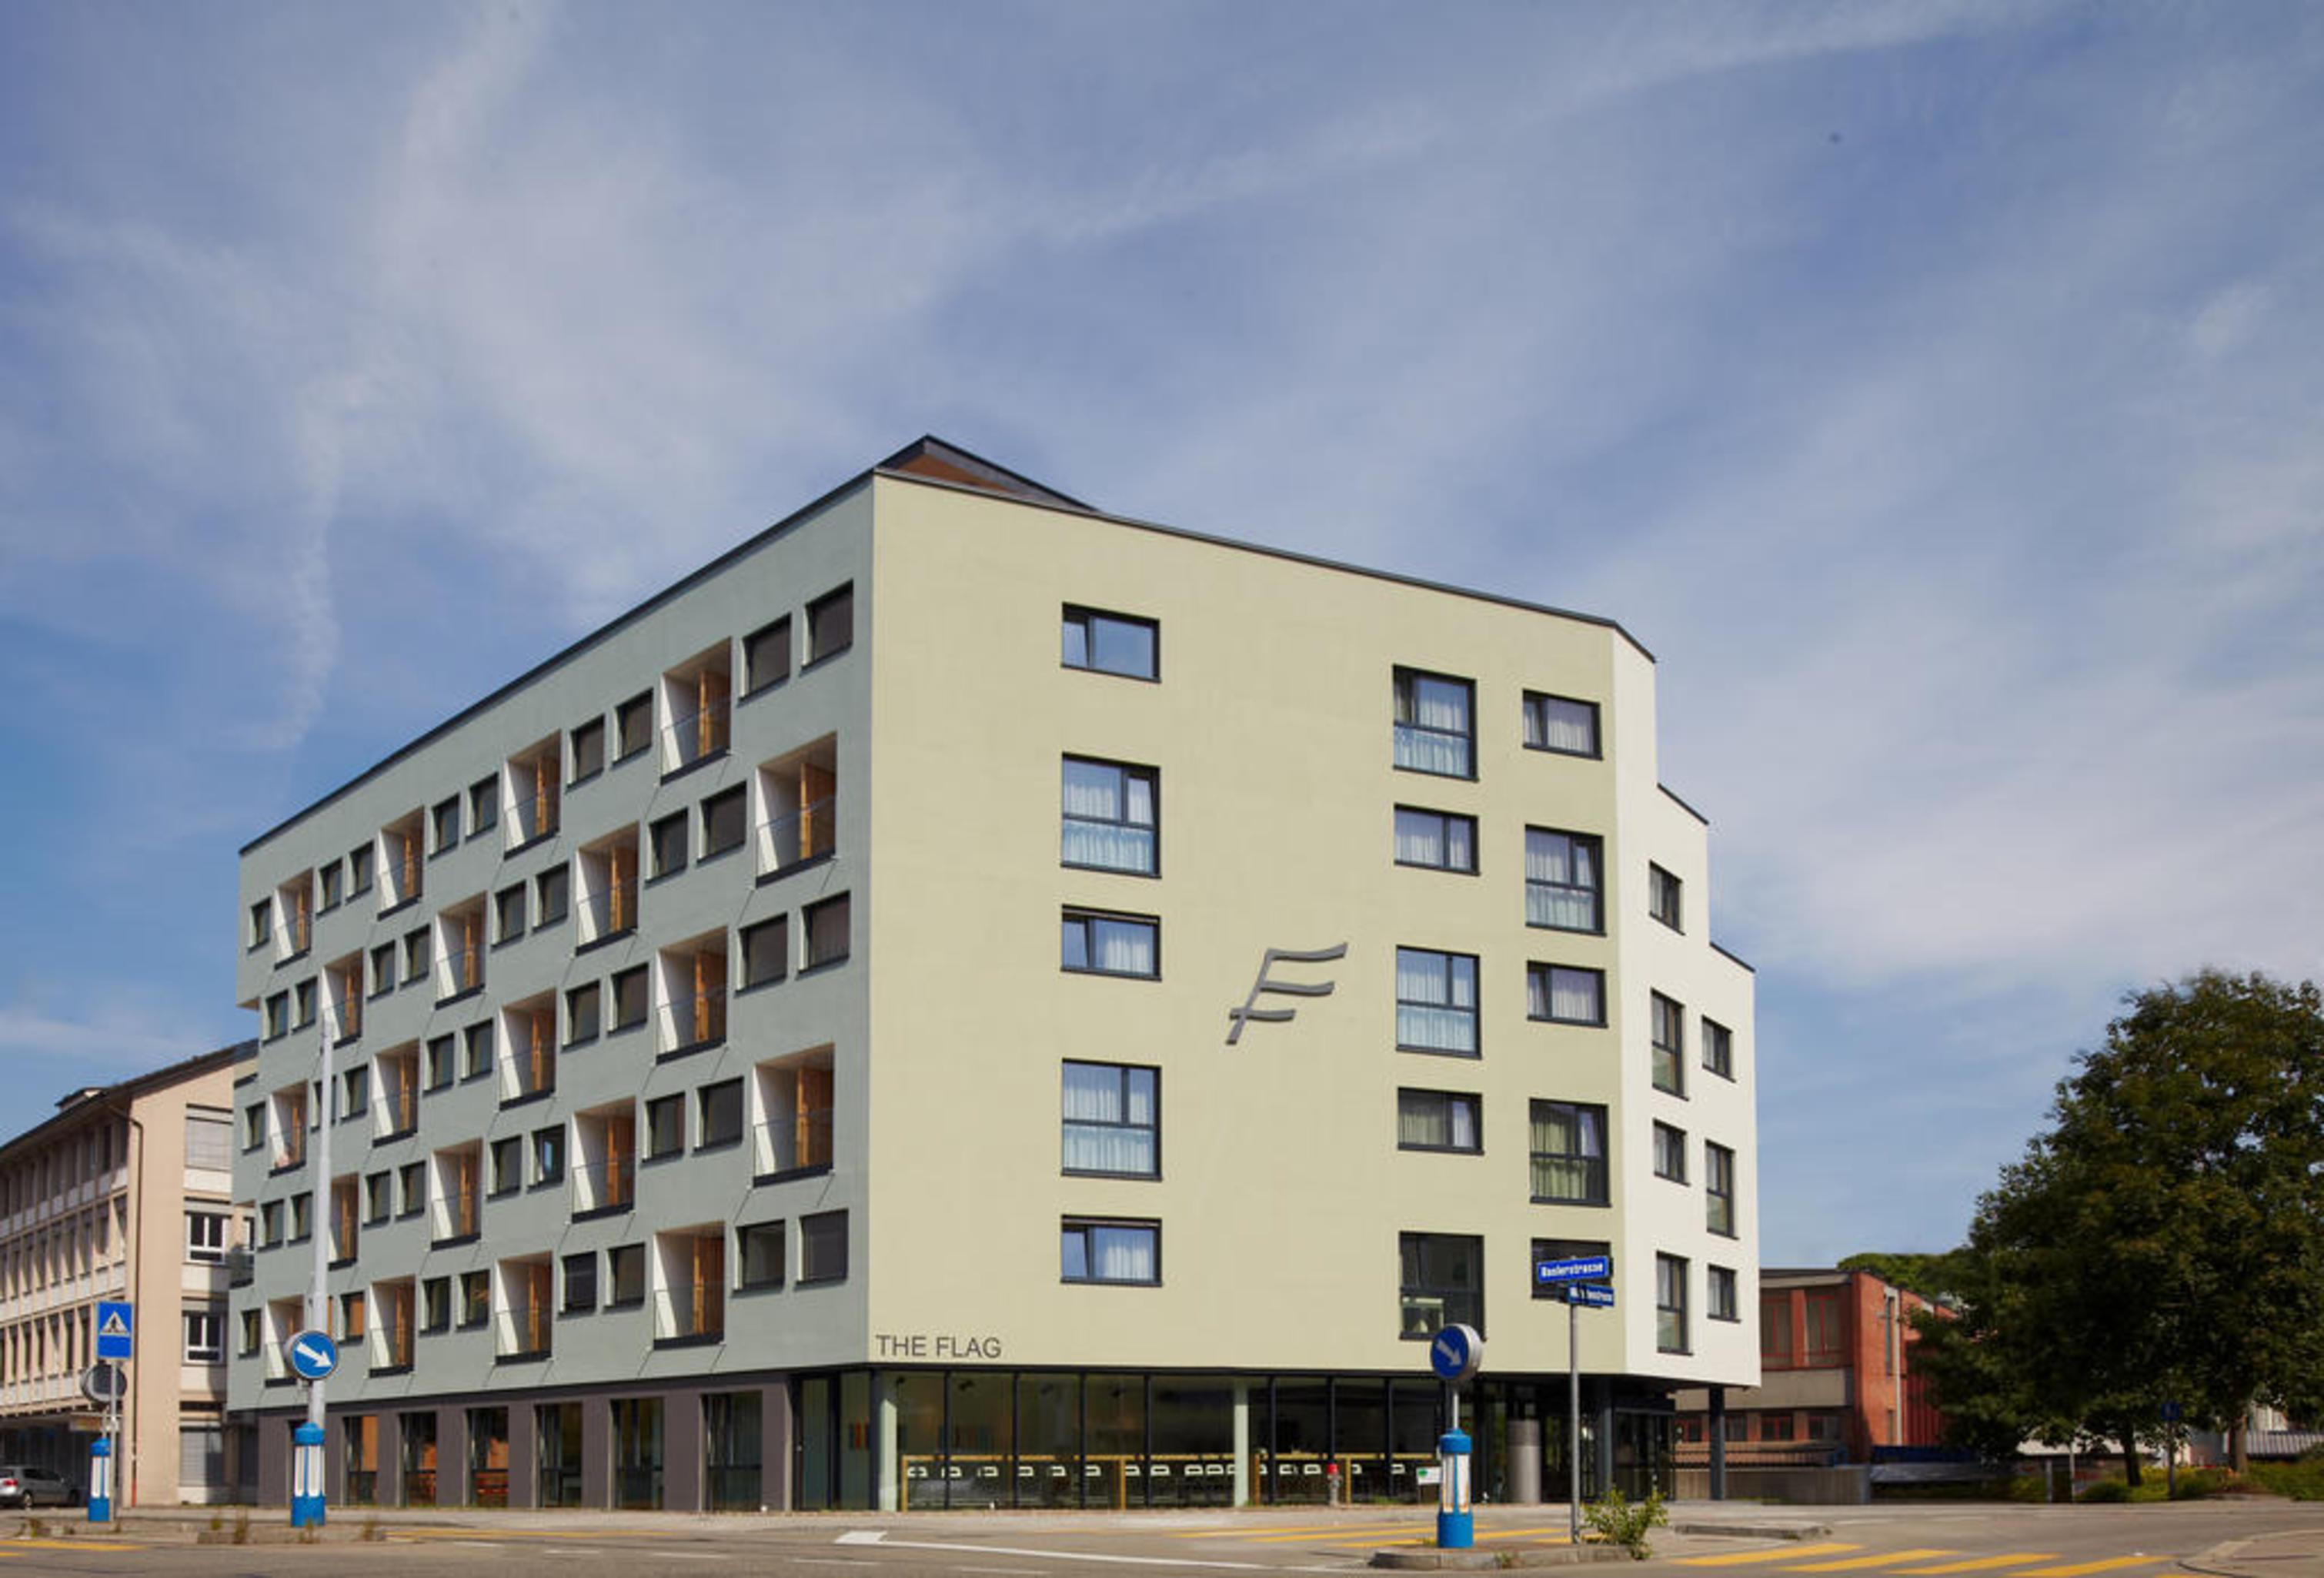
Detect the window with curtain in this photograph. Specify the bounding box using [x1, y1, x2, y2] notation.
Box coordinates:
[1394, 806, 1477, 872]
[1657, 1253, 1689, 1353]
[1653, 1121, 1688, 1182]
[1525, 827, 1603, 931]
[1529, 1100, 1609, 1204]
[1397, 1232, 1482, 1337]
[1392, 668, 1475, 777]
[1527, 963, 1605, 1025]
[1061, 1219, 1159, 1285]
[1703, 1018, 1734, 1079]
[1061, 757, 1158, 874]
[1522, 691, 1601, 757]
[1649, 863, 1683, 930]
[1395, 948, 1478, 1053]
[1062, 910, 1159, 978]
[1062, 1062, 1159, 1176]
[1708, 1265, 1739, 1322]
[1651, 991, 1685, 1096]
[1396, 1089, 1481, 1153]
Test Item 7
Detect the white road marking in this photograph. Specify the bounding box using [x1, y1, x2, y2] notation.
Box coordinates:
[830, 1530, 1331, 1571]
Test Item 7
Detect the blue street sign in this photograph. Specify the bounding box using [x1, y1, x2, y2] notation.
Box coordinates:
[1566, 1282, 1616, 1309]
[286, 1330, 340, 1382]
[1534, 1255, 1612, 1286]
[1428, 1322, 1483, 1382]
[94, 1301, 133, 1361]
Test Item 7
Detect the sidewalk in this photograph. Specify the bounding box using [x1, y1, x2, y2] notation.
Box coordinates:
[2185, 1526, 2324, 1578]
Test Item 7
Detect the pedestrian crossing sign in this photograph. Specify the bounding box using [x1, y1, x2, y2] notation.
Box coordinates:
[95, 1300, 133, 1359]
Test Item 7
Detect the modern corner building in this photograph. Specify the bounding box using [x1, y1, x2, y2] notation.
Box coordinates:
[1, 1043, 253, 1504]
[231, 439, 1758, 1512]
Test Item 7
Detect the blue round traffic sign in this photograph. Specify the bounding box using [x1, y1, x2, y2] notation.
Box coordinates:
[286, 1329, 339, 1381]
[1428, 1322, 1483, 1382]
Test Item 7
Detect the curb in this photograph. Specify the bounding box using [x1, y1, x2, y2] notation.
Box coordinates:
[1372, 1542, 1637, 1569]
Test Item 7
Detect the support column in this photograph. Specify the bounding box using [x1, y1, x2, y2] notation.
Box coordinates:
[1592, 1379, 1614, 1500]
[439, 1407, 470, 1507]
[1708, 1386, 1728, 1502]
[1230, 1382, 1251, 1507]
[509, 1404, 539, 1508]
[874, 1374, 898, 1513]
[580, 1397, 610, 1509]
[763, 1382, 794, 1513]
[666, 1388, 706, 1512]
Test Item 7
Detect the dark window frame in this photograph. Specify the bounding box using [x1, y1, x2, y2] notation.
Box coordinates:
[1522, 690, 1602, 758]
[1060, 1218, 1162, 1286]
[1061, 908, 1160, 980]
[1060, 604, 1160, 682]
[1395, 1088, 1483, 1155]
[1528, 1098, 1610, 1206]
[1393, 805, 1478, 875]
[1391, 666, 1477, 780]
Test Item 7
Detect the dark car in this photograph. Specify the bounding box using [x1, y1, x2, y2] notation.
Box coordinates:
[0, 1466, 75, 1507]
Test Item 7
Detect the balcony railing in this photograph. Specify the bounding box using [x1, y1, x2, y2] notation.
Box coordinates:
[501, 1296, 552, 1358]
[752, 1108, 833, 1177]
[657, 1276, 724, 1342]
[675, 986, 726, 1049]
[755, 796, 836, 874]
[663, 700, 731, 774]
[579, 883, 639, 943]
[573, 1154, 636, 1215]
[507, 784, 559, 847]
[375, 1318, 413, 1369]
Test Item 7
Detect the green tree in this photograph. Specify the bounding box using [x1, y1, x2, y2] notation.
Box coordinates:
[1837, 1250, 1967, 1303]
[1915, 971, 2324, 1479]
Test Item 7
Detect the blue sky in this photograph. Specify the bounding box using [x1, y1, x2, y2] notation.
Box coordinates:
[2, 2, 2319, 1263]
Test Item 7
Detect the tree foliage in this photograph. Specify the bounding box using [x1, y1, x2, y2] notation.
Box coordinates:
[1913, 971, 2324, 1479]
[1837, 1250, 1968, 1303]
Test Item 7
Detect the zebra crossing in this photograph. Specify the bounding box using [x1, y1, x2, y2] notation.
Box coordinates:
[1675, 1543, 2165, 1576]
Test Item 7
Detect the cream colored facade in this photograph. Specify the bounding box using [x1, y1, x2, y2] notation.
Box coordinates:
[0, 1044, 251, 1505]
[230, 439, 1755, 1511]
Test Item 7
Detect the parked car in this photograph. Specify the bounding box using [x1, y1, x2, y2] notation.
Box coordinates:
[0, 1466, 75, 1507]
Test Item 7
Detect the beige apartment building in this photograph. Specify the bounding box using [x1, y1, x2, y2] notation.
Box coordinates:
[232, 440, 1756, 1511]
[0, 1044, 252, 1504]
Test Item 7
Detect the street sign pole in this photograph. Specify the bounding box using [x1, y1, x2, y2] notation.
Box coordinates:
[1568, 1293, 1581, 1544]
[294, 1040, 333, 1530]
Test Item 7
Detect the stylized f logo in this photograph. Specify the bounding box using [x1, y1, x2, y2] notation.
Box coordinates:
[1225, 944, 1347, 1045]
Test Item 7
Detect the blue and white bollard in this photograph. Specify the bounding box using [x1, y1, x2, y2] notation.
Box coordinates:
[290, 1421, 327, 1528]
[86, 1436, 112, 1523]
[1436, 1427, 1473, 1549]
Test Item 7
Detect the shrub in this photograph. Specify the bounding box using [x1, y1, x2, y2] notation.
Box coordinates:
[1583, 1487, 1668, 1560]
[2077, 1478, 2131, 1503]
[2251, 1459, 2324, 1501]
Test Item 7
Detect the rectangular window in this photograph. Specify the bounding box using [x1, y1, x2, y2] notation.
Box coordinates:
[1393, 807, 1477, 873]
[571, 717, 606, 783]
[1061, 606, 1158, 680]
[460, 1270, 491, 1328]
[469, 777, 499, 837]
[645, 1095, 685, 1159]
[1529, 1100, 1609, 1205]
[1707, 1142, 1736, 1236]
[566, 982, 601, 1045]
[431, 797, 460, 854]
[610, 967, 648, 1032]
[649, 811, 687, 878]
[1061, 1062, 1158, 1177]
[533, 1125, 565, 1185]
[1761, 1294, 1795, 1366]
[1531, 1237, 1612, 1300]
[187, 1212, 229, 1263]
[1395, 947, 1478, 1054]
[738, 1222, 785, 1289]
[320, 862, 344, 911]
[489, 1136, 523, 1196]
[1805, 1290, 1845, 1366]
[1651, 992, 1685, 1097]
[239, 1309, 261, 1357]
[1392, 667, 1474, 777]
[805, 583, 853, 664]
[1709, 1265, 1739, 1322]
[249, 899, 271, 950]
[742, 616, 791, 695]
[369, 942, 396, 998]
[1525, 828, 1604, 932]
[403, 928, 430, 984]
[799, 1210, 847, 1284]
[339, 1291, 366, 1341]
[1762, 1413, 1796, 1442]
[341, 1066, 368, 1118]
[1522, 691, 1601, 757]
[397, 1162, 426, 1219]
[1657, 1254, 1689, 1353]
[422, 1276, 451, 1334]
[614, 692, 653, 762]
[264, 992, 289, 1039]
[1704, 1018, 1733, 1080]
[740, 915, 788, 988]
[803, 894, 850, 970]
[495, 883, 526, 944]
[1061, 757, 1158, 874]
[348, 844, 374, 895]
[536, 866, 569, 927]
[1061, 909, 1159, 978]
[426, 1035, 455, 1092]
[698, 1079, 744, 1150]
[462, 1021, 493, 1081]
[1396, 1089, 1481, 1153]
[260, 1200, 284, 1248]
[1527, 963, 1605, 1026]
[1653, 1121, 1688, 1182]
[364, 1172, 392, 1225]
[1398, 1232, 1481, 1338]
[1649, 863, 1683, 931]
[607, 1243, 645, 1306]
[562, 1252, 597, 1314]
[185, 1309, 224, 1364]
[292, 978, 316, 1028]
[1061, 1219, 1160, 1285]
[242, 1102, 267, 1152]
[700, 787, 746, 860]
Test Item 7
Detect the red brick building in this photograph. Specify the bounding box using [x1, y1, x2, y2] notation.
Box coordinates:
[1674, 1267, 1945, 1465]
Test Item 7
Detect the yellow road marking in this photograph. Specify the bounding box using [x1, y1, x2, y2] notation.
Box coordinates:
[8, 1539, 144, 1551]
[1791, 1553, 1958, 1571]
[396, 1528, 666, 1541]
[1476, 1528, 1575, 1543]
[1894, 1557, 2062, 1574]
[2014, 1560, 2163, 1577]
[1681, 1544, 1865, 1566]
[1180, 1523, 1361, 1539]
[1248, 1523, 1434, 1543]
